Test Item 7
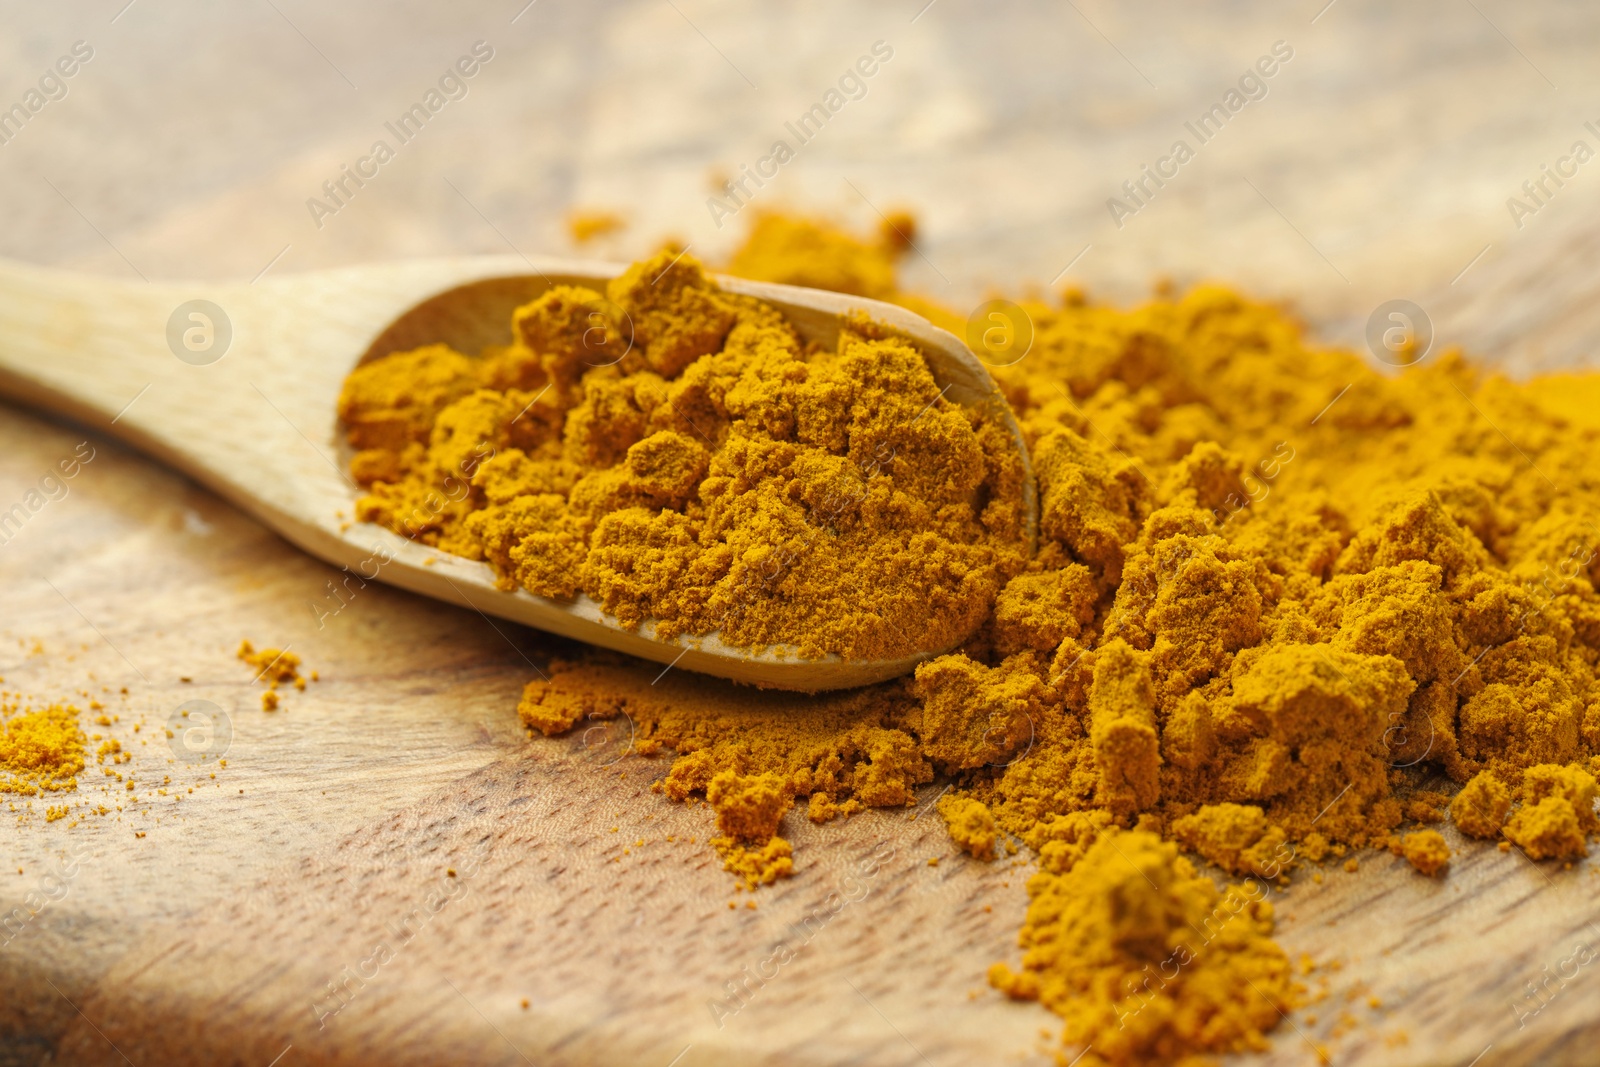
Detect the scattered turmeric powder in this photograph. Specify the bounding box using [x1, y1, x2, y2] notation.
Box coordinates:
[237, 640, 306, 690]
[565, 209, 626, 244]
[518, 653, 931, 854]
[377, 210, 1600, 1065]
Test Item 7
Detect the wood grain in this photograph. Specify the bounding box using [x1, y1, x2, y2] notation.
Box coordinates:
[3, 2, 1600, 1065]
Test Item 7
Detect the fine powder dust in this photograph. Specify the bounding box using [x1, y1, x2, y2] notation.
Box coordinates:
[348, 211, 1600, 1066]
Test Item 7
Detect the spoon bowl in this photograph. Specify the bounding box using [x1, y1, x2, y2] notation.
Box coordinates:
[0, 256, 1035, 690]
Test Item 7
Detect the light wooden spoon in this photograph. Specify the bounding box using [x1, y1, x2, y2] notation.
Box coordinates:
[0, 256, 1036, 690]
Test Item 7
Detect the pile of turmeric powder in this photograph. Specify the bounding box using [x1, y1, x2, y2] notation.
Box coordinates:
[0, 698, 85, 795]
[360, 211, 1600, 1065]
[339, 250, 1026, 660]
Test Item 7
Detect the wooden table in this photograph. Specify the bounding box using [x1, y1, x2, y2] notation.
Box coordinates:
[3, 2, 1599, 1064]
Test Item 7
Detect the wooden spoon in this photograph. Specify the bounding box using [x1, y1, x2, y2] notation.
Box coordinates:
[0, 256, 1036, 690]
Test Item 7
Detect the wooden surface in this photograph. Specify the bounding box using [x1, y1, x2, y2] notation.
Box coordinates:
[4, 2, 1600, 1065]
[0, 256, 1034, 690]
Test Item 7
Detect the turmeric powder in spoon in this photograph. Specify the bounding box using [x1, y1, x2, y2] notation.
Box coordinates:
[338, 251, 1027, 661]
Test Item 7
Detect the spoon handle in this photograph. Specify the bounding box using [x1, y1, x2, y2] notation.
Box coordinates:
[0, 256, 537, 521]
[0, 260, 180, 434]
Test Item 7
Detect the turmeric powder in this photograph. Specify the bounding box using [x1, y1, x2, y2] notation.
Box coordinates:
[0, 700, 85, 794]
[237, 640, 306, 690]
[987, 828, 1296, 1067]
[1449, 770, 1511, 839]
[340, 251, 1027, 660]
[937, 793, 999, 860]
[1399, 830, 1450, 876]
[706, 770, 796, 887]
[360, 209, 1600, 1065]
[566, 208, 626, 244]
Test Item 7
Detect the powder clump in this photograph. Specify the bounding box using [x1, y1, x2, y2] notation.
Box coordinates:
[1449, 771, 1511, 839]
[707, 770, 796, 887]
[1399, 830, 1450, 876]
[1504, 798, 1587, 861]
[938, 794, 999, 861]
[1170, 802, 1290, 878]
[987, 828, 1295, 1067]
[1519, 762, 1598, 834]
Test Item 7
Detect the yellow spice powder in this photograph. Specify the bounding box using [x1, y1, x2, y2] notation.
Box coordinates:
[0, 701, 86, 795]
[987, 827, 1295, 1066]
[237, 640, 306, 690]
[1449, 770, 1512, 839]
[566, 208, 626, 244]
[349, 209, 1600, 1066]
[1399, 830, 1450, 876]
[339, 249, 1026, 660]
